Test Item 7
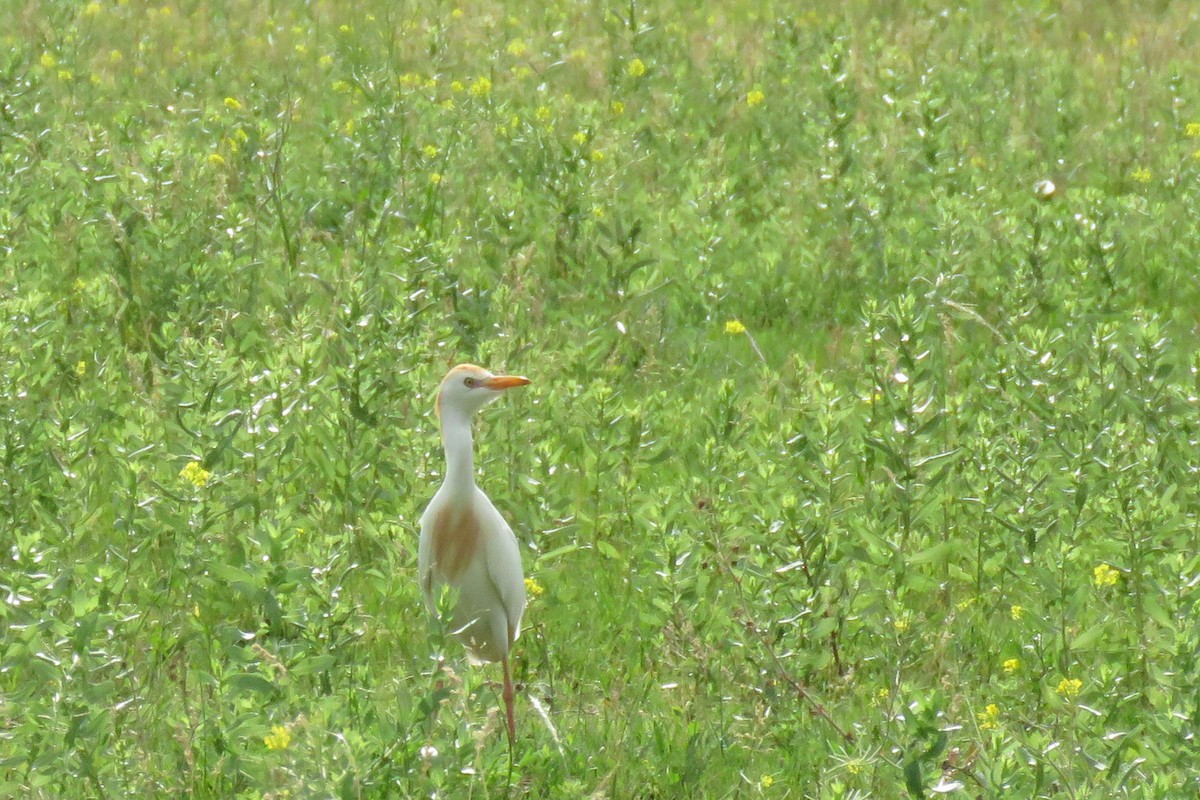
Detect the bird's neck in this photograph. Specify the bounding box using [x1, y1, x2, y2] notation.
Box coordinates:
[439, 409, 477, 494]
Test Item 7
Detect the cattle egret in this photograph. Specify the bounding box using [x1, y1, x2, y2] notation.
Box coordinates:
[419, 363, 529, 747]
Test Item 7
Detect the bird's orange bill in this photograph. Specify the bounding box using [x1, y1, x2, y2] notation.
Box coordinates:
[483, 375, 531, 390]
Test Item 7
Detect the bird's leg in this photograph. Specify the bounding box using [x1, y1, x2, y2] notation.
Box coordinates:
[502, 656, 516, 788]
[502, 656, 516, 746]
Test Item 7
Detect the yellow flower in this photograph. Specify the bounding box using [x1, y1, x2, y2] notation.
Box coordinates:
[627, 57, 646, 77]
[339, 24, 352, 34]
[524, 577, 545, 597]
[319, 54, 334, 67]
[876, 687, 890, 700]
[75, 360, 87, 377]
[108, 49, 123, 63]
[572, 131, 588, 146]
[589, 149, 605, 162]
[450, 8, 463, 19]
[180, 461, 212, 487]
[332, 79, 351, 93]
[207, 152, 226, 167]
[759, 774, 774, 789]
[224, 97, 242, 111]
[1093, 563, 1119, 587]
[294, 43, 307, 54]
[892, 618, 909, 633]
[40, 52, 57, 68]
[428, 172, 442, 185]
[1010, 604, 1024, 620]
[725, 319, 747, 335]
[746, 89, 765, 107]
[846, 759, 864, 775]
[1185, 122, 1200, 137]
[57, 69, 73, 81]
[450, 80, 465, 93]
[423, 144, 439, 159]
[1002, 658, 1021, 674]
[591, 205, 606, 219]
[83, 2, 102, 17]
[535, 105, 551, 122]
[1056, 677, 1083, 698]
[469, 77, 491, 97]
[1130, 167, 1151, 184]
[264, 725, 291, 750]
[400, 72, 422, 87]
[977, 703, 1000, 730]
[506, 39, 527, 57]
[610, 100, 625, 115]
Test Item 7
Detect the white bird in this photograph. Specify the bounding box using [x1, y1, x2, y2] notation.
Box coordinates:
[419, 363, 530, 746]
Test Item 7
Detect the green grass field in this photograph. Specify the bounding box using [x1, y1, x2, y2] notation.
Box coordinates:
[3, 1, 1200, 797]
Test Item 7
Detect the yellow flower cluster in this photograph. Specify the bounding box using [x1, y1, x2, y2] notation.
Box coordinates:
[1002, 658, 1021, 674]
[627, 58, 646, 77]
[746, 89, 765, 107]
[179, 461, 211, 487]
[1056, 677, 1083, 698]
[725, 319, 747, 334]
[977, 703, 1000, 730]
[1010, 605, 1024, 620]
[1093, 563, 1119, 587]
[1129, 167, 1151, 184]
[264, 725, 291, 750]
[1186, 122, 1200, 137]
[524, 577, 545, 597]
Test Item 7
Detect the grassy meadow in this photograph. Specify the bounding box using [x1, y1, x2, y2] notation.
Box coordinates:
[3, 0, 1200, 796]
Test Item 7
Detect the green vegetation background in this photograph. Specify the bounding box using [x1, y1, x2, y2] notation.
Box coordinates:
[2, 0, 1199, 797]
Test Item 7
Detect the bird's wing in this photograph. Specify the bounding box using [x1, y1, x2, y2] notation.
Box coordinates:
[417, 504, 436, 612]
[476, 490, 527, 646]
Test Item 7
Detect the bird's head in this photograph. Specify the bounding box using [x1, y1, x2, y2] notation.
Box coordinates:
[435, 363, 530, 422]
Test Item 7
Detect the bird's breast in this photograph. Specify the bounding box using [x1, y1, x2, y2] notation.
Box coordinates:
[430, 503, 482, 581]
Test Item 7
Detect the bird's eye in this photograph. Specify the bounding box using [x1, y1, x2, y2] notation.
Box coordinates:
[463, 377, 477, 388]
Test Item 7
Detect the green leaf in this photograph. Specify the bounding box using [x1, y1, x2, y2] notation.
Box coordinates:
[910, 540, 956, 565]
[1142, 594, 1174, 630]
[1072, 622, 1108, 651]
[227, 673, 278, 698]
